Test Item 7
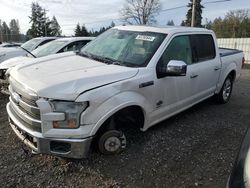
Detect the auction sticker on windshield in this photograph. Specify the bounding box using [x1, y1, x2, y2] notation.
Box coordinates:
[136, 35, 155, 42]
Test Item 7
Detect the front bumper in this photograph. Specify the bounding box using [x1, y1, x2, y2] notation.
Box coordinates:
[7, 103, 93, 159]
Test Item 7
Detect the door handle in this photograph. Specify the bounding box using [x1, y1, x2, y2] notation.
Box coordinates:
[214, 66, 221, 71]
[190, 74, 198, 79]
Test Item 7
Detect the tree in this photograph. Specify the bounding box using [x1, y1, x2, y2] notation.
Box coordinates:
[74, 23, 81, 36]
[9, 19, 20, 41]
[211, 9, 250, 38]
[180, 20, 186, 26]
[223, 9, 250, 38]
[50, 16, 61, 36]
[166, 20, 175, 26]
[74, 23, 89, 36]
[2, 21, 10, 42]
[27, 2, 57, 37]
[0, 19, 3, 42]
[185, 0, 204, 27]
[111, 21, 115, 27]
[81, 25, 89, 36]
[28, 2, 45, 37]
[120, 0, 161, 25]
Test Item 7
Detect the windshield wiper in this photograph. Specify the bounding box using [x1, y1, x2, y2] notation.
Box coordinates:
[19, 46, 36, 58]
[79, 52, 139, 67]
[79, 52, 115, 64]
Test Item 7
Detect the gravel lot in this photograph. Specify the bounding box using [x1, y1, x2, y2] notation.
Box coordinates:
[0, 69, 250, 188]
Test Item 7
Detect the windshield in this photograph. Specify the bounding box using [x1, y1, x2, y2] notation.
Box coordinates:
[80, 29, 166, 67]
[21, 38, 41, 51]
[32, 40, 68, 57]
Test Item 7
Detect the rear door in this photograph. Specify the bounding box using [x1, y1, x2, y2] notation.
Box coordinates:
[188, 34, 221, 103]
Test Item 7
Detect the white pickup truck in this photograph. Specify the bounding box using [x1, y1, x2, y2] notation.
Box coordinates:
[6, 26, 244, 158]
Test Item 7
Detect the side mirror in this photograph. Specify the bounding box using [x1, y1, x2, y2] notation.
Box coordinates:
[157, 60, 187, 77]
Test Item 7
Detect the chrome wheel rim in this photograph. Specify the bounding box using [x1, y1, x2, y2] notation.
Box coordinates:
[222, 78, 232, 101]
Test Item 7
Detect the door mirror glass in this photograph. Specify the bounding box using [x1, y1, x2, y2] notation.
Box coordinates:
[158, 60, 187, 76]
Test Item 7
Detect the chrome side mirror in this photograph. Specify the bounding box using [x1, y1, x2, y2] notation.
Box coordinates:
[166, 60, 187, 76]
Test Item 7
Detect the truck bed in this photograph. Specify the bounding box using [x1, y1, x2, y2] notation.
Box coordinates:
[219, 48, 243, 57]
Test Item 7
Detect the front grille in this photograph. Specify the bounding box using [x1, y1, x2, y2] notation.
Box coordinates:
[8, 79, 41, 132]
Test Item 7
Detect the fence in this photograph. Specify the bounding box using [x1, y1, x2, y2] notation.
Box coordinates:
[217, 38, 250, 64]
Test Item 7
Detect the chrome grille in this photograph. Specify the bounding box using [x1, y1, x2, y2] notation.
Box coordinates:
[8, 78, 41, 132]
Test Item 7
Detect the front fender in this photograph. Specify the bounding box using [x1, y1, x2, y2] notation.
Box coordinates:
[80, 91, 152, 136]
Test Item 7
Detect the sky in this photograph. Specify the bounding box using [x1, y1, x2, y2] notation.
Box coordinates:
[0, 0, 250, 36]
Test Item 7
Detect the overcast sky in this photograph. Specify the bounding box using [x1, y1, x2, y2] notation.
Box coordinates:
[0, 0, 249, 36]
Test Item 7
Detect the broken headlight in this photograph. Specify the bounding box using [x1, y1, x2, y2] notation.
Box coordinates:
[49, 101, 88, 129]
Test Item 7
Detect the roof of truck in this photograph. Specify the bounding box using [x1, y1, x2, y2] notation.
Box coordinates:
[114, 25, 213, 34]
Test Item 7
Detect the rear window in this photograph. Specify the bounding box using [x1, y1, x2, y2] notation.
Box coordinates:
[190, 34, 216, 62]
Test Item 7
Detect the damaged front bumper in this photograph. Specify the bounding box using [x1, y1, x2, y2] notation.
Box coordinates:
[6, 103, 93, 159]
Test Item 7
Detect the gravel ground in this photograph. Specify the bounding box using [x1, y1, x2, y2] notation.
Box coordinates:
[0, 69, 250, 188]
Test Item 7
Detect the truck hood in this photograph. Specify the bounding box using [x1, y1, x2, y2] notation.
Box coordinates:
[10, 54, 139, 100]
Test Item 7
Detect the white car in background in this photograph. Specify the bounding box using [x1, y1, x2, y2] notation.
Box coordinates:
[0, 37, 94, 94]
[0, 37, 57, 63]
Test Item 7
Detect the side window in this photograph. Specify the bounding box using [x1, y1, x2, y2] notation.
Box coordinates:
[158, 35, 192, 67]
[190, 34, 216, 62]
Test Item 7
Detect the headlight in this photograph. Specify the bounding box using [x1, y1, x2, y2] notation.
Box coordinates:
[49, 101, 88, 129]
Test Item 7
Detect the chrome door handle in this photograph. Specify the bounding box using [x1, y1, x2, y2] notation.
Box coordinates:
[214, 66, 221, 71]
[190, 74, 198, 79]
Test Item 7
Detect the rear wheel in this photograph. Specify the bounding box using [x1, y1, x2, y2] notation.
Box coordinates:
[215, 75, 233, 104]
[98, 130, 127, 155]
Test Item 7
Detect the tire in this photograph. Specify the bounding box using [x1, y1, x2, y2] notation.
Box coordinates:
[98, 130, 127, 155]
[215, 75, 233, 104]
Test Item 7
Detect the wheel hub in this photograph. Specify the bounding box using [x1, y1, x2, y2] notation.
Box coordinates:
[104, 136, 121, 152]
[222, 79, 232, 101]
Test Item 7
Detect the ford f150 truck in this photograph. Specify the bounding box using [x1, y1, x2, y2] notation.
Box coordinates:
[6, 26, 244, 158]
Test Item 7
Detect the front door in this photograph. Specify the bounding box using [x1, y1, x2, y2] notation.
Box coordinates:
[150, 35, 194, 125]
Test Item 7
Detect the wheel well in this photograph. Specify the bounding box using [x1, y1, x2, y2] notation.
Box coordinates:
[96, 105, 145, 136]
[228, 70, 236, 81]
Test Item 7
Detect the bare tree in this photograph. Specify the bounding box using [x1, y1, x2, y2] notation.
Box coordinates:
[120, 0, 161, 25]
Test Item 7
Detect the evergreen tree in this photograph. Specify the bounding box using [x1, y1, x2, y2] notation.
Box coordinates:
[50, 16, 62, 36]
[75, 23, 82, 36]
[180, 20, 186, 26]
[9, 19, 20, 41]
[185, 0, 204, 27]
[0, 19, 3, 42]
[74, 24, 89, 36]
[81, 25, 89, 36]
[111, 21, 115, 27]
[166, 20, 175, 26]
[27, 2, 52, 37]
[2, 21, 10, 42]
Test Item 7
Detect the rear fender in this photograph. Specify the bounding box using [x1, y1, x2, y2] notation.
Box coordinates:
[215, 62, 236, 93]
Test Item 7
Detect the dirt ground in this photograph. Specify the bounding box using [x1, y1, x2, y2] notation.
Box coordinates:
[0, 69, 250, 188]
